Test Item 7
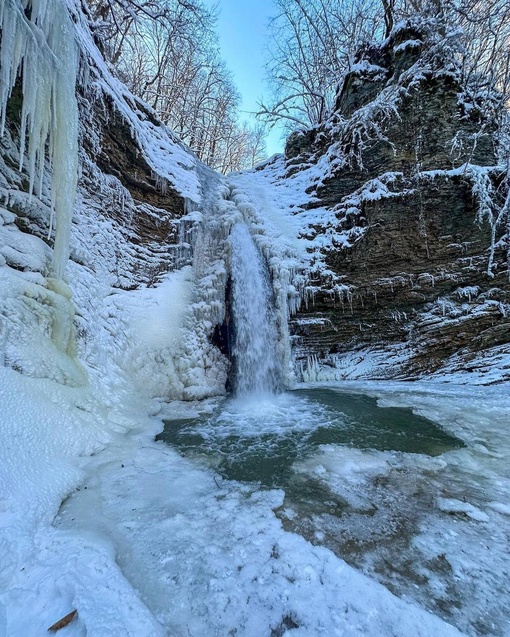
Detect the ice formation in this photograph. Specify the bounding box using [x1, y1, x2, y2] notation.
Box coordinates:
[0, 0, 79, 279]
[161, 167, 232, 400]
[228, 168, 311, 387]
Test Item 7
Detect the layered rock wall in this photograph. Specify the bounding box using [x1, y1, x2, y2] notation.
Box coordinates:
[288, 22, 510, 381]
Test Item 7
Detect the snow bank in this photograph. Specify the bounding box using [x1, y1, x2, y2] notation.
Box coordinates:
[107, 268, 195, 399]
[0, 366, 165, 636]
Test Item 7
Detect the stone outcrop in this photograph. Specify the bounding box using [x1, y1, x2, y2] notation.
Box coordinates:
[78, 90, 191, 288]
[2, 78, 192, 290]
[288, 22, 510, 381]
[88, 95, 184, 217]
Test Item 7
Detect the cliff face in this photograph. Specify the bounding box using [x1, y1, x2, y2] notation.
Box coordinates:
[0, 4, 226, 398]
[2, 6, 509, 393]
[285, 23, 510, 382]
[78, 91, 191, 288]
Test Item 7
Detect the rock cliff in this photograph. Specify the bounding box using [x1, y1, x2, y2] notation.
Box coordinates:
[2, 8, 509, 394]
[284, 21, 510, 382]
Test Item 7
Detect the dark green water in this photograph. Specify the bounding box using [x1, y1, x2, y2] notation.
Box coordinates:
[157, 389, 463, 488]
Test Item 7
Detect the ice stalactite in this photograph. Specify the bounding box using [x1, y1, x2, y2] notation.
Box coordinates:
[0, 0, 79, 279]
[229, 222, 282, 395]
[166, 168, 231, 400]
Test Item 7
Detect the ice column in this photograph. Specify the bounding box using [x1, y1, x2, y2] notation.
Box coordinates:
[229, 222, 282, 395]
[0, 0, 79, 279]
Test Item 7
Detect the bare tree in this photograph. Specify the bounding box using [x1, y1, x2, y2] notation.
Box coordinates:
[260, 0, 510, 138]
[258, 0, 384, 130]
[381, 0, 395, 37]
[85, 0, 267, 172]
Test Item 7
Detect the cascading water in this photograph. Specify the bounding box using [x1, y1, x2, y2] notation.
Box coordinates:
[229, 222, 282, 395]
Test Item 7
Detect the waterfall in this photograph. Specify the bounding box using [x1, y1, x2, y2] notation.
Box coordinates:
[229, 222, 282, 395]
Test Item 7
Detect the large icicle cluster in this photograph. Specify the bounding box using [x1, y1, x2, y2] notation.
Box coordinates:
[0, 0, 79, 279]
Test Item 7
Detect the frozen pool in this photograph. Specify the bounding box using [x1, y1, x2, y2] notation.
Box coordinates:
[156, 388, 463, 486]
[55, 383, 509, 637]
[156, 386, 509, 637]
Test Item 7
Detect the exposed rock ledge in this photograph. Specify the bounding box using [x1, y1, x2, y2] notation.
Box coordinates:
[286, 22, 510, 383]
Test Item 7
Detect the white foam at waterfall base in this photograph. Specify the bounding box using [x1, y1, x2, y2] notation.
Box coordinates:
[229, 222, 282, 395]
[193, 391, 327, 439]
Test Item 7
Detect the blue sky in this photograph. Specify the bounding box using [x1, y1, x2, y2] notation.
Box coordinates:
[205, 0, 286, 156]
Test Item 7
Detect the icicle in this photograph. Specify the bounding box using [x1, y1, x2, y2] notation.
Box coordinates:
[0, 0, 79, 279]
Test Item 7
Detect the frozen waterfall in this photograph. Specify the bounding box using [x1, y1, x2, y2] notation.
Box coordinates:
[0, 0, 79, 279]
[229, 222, 282, 395]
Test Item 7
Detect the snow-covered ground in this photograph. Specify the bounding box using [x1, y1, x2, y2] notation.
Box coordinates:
[2, 342, 509, 636]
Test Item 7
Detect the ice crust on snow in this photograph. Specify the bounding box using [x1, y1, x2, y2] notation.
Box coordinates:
[0, 368, 164, 636]
[436, 497, 490, 522]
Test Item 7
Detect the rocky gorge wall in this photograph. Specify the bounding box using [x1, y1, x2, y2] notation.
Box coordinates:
[285, 22, 510, 382]
[2, 5, 509, 397]
[0, 2, 235, 400]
